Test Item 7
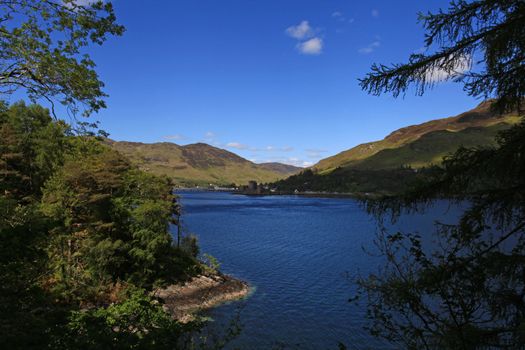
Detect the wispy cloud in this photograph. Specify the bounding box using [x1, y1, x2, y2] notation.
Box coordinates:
[305, 148, 328, 158]
[63, 0, 101, 8]
[285, 21, 314, 40]
[259, 156, 313, 168]
[163, 134, 185, 141]
[201, 131, 221, 146]
[297, 37, 323, 55]
[332, 11, 345, 22]
[371, 9, 380, 18]
[265, 145, 294, 152]
[332, 11, 354, 24]
[358, 40, 380, 54]
[226, 142, 249, 150]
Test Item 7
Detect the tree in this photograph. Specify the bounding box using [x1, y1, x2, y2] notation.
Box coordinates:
[356, 1, 525, 348]
[360, 0, 524, 113]
[0, 0, 124, 117]
[1, 102, 205, 347]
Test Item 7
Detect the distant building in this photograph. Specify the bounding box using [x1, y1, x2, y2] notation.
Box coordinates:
[248, 181, 257, 191]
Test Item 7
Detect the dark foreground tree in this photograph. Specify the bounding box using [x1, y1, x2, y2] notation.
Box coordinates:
[0, 102, 238, 348]
[360, 0, 524, 113]
[0, 0, 124, 117]
[357, 1, 525, 348]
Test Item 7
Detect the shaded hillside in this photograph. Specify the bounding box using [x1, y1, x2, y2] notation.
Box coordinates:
[353, 123, 509, 170]
[257, 162, 302, 175]
[315, 100, 521, 172]
[107, 140, 299, 186]
[274, 101, 522, 194]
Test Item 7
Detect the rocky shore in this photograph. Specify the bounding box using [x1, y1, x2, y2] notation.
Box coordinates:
[155, 274, 251, 323]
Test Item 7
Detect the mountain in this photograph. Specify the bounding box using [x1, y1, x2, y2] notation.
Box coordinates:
[106, 140, 300, 186]
[274, 101, 522, 194]
[315, 100, 521, 172]
[257, 162, 303, 175]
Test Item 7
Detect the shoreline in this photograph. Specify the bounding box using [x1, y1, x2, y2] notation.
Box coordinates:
[175, 188, 376, 199]
[155, 273, 251, 323]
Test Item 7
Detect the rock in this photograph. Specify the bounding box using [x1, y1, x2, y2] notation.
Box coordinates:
[154, 273, 250, 323]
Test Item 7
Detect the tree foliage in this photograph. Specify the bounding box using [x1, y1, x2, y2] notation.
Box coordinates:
[0, 102, 203, 348]
[360, 0, 525, 112]
[0, 0, 124, 117]
[359, 122, 525, 348]
[357, 1, 525, 348]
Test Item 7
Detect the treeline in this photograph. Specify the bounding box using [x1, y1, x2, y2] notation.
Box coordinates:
[0, 101, 204, 348]
[272, 167, 425, 195]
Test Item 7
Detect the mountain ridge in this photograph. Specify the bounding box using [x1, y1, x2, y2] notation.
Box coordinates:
[273, 100, 522, 194]
[314, 100, 521, 172]
[106, 140, 301, 186]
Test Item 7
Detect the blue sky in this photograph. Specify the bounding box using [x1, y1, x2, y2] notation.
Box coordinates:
[68, 1, 483, 166]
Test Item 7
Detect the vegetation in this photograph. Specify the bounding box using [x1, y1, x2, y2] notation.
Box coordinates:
[0, 0, 124, 117]
[355, 1, 525, 348]
[314, 100, 520, 172]
[275, 101, 518, 195]
[273, 167, 419, 195]
[107, 140, 300, 187]
[360, 0, 524, 113]
[0, 2, 242, 348]
[0, 101, 205, 348]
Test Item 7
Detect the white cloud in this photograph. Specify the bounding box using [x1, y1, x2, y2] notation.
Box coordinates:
[265, 145, 294, 152]
[258, 156, 313, 168]
[358, 40, 380, 54]
[285, 20, 324, 55]
[371, 9, 379, 18]
[285, 21, 314, 40]
[164, 134, 185, 141]
[298, 37, 323, 55]
[424, 55, 471, 83]
[226, 142, 249, 150]
[204, 131, 215, 139]
[425, 56, 472, 83]
[63, 0, 101, 8]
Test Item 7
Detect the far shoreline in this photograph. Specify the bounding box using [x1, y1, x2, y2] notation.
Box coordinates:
[174, 188, 378, 200]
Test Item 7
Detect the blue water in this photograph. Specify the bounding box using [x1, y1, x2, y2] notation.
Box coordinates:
[174, 191, 459, 349]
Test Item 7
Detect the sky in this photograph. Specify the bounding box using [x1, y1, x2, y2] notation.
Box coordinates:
[29, 0, 488, 167]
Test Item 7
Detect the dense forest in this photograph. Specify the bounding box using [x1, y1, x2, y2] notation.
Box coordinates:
[0, 101, 210, 348]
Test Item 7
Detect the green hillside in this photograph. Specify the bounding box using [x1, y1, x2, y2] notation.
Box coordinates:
[353, 123, 509, 170]
[315, 100, 521, 172]
[107, 140, 301, 186]
[274, 101, 522, 194]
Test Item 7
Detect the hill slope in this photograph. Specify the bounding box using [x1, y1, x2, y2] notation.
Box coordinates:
[274, 101, 522, 194]
[315, 100, 521, 172]
[107, 140, 301, 186]
[257, 162, 303, 175]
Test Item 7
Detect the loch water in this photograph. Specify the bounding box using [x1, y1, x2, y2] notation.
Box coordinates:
[174, 191, 459, 349]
